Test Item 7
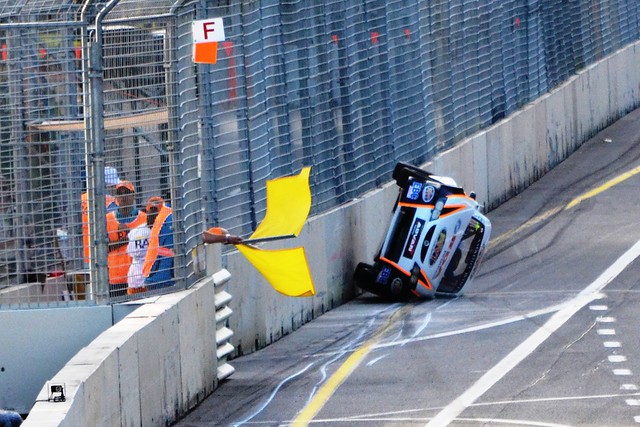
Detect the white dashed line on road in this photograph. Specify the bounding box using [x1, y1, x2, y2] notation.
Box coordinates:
[425, 240, 640, 427]
[609, 355, 628, 363]
[591, 305, 640, 423]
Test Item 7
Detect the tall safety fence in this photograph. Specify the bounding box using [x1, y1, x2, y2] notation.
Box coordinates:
[0, 0, 638, 307]
[0, 0, 203, 306]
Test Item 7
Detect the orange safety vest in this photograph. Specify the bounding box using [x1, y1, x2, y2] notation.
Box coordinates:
[82, 192, 117, 263]
[106, 210, 147, 285]
[142, 205, 174, 278]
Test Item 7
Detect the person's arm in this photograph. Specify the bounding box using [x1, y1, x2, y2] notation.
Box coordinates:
[202, 227, 243, 245]
[107, 218, 129, 251]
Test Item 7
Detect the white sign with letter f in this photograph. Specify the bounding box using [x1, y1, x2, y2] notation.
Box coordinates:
[192, 17, 226, 43]
[192, 17, 226, 64]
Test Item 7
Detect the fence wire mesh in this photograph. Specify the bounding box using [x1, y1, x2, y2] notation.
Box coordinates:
[0, 0, 638, 307]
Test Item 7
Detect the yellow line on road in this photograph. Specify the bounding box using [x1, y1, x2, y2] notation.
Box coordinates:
[291, 306, 409, 426]
[564, 164, 640, 210]
[488, 206, 562, 249]
[292, 165, 640, 426]
[490, 164, 640, 249]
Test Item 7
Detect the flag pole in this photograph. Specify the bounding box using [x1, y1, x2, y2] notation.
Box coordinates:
[237, 234, 296, 245]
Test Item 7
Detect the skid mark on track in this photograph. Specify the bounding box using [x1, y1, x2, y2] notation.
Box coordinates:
[233, 304, 402, 426]
[425, 239, 640, 426]
[311, 392, 640, 425]
[232, 362, 315, 427]
[292, 305, 411, 426]
[489, 164, 640, 251]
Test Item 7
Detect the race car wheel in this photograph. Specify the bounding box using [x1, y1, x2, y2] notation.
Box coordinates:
[392, 162, 432, 187]
[353, 262, 376, 291]
[389, 277, 404, 296]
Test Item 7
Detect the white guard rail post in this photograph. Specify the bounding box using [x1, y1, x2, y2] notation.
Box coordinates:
[212, 269, 235, 382]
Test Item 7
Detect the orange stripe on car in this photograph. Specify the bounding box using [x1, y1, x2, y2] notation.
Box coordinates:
[379, 257, 408, 274]
[446, 194, 477, 202]
[379, 257, 433, 290]
[437, 204, 468, 218]
[398, 201, 435, 209]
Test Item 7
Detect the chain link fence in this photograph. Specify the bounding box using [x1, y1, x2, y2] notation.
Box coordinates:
[0, 0, 638, 307]
[0, 0, 201, 306]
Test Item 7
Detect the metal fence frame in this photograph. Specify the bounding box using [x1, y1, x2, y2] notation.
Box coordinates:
[0, 0, 638, 307]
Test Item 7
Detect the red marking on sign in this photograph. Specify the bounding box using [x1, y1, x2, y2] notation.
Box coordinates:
[203, 21, 218, 40]
[371, 31, 379, 45]
[194, 41, 218, 64]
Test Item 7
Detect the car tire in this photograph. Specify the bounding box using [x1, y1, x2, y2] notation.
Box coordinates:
[353, 262, 375, 291]
[389, 277, 405, 296]
[392, 162, 432, 187]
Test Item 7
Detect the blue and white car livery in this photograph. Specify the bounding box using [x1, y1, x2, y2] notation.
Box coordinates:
[354, 162, 491, 299]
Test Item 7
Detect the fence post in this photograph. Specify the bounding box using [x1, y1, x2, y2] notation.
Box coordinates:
[86, 0, 122, 304]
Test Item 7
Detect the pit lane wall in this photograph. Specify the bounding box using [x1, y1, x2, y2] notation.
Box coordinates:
[20, 41, 640, 426]
[22, 266, 233, 427]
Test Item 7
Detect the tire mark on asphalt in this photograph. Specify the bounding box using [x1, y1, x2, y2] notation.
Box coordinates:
[425, 238, 640, 426]
[291, 304, 411, 426]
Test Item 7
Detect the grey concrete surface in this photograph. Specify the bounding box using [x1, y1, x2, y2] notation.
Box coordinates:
[174, 102, 640, 426]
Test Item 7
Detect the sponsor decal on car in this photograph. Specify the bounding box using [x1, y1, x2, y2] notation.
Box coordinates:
[435, 249, 451, 278]
[376, 266, 392, 285]
[421, 225, 436, 262]
[407, 181, 423, 201]
[403, 218, 425, 258]
[429, 229, 446, 265]
[422, 185, 436, 203]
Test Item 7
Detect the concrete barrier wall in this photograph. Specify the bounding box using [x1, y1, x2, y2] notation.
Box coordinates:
[222, 41, 640, 356]
[0, 306, 113, 415]
[21, 41, 640, 426]
[22, 271, 228, 427]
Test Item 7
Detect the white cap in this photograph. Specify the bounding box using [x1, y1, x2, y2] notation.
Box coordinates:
[104, 167, 121, 186]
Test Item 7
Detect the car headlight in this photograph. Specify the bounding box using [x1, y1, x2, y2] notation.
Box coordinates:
[431, 199, 444, 221]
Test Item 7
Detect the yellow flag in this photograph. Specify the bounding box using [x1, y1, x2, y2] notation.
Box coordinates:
[250, 167, 311, 239]
[234, 167, 315, 297]
[238, 245, 315, 297]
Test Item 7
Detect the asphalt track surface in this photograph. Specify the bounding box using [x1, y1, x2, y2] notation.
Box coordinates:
[175, 107, 640, 427]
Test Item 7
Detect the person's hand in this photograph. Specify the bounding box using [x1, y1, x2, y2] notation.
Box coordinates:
[226, 234, 243, 245]
[117, 223, 129, 242]
[202, 227, 243, 245]
[202, 230, 223, 244]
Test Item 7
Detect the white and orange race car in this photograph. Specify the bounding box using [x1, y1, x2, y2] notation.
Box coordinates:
[354, 162, 491, 299]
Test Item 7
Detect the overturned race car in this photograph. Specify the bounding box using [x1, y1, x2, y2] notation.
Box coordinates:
[353, 162, 491, 299]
